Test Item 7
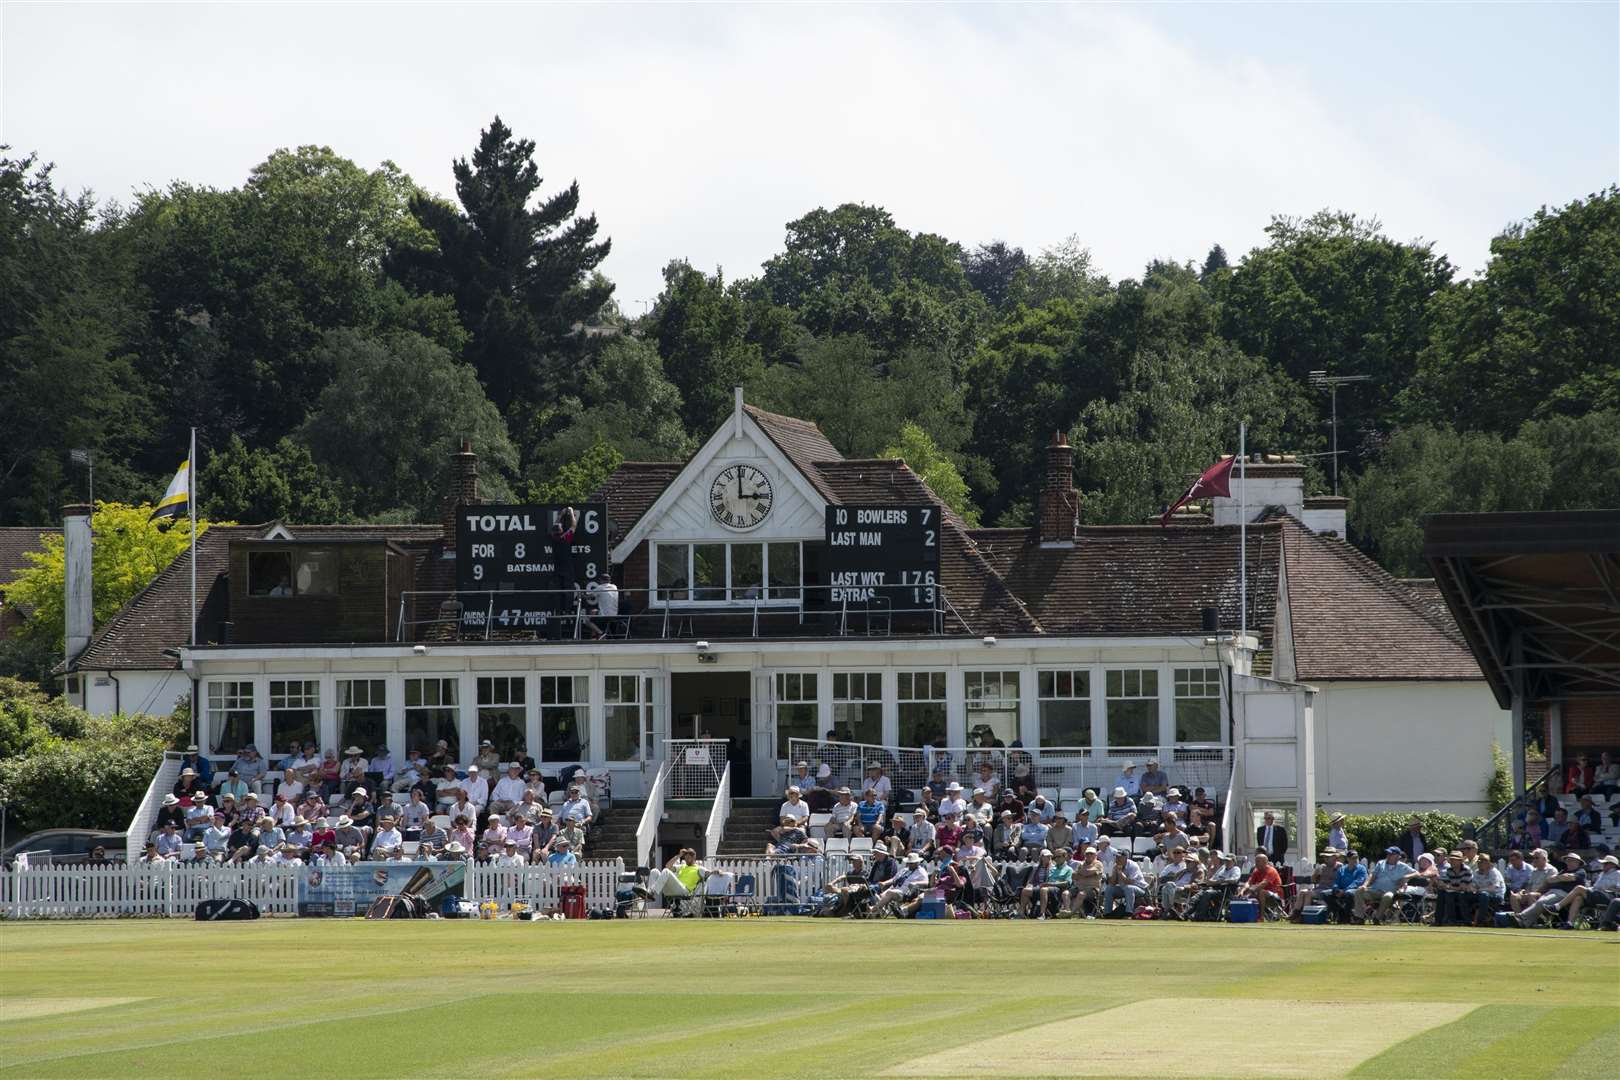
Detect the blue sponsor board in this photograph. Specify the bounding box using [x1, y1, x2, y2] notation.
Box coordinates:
[296, 861, 466, 917]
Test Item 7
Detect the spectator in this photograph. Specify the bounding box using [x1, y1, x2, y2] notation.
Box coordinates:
[506, 814, 535, 859]
[1574, 796, 1603, 834]
[202, 813, 233, 856]
[299, 790, 327, 825]
[874, 853, 930, 913]
[1545, 808, 1571, 847]
[1589, 856, 1620, 930]
[644, 849, 706, 907]
[1510, 848, 1555, 914]
[316, 749, 341, 796]
[825, 855, 871, 917]
[1501, 849, 1531, 895]
[558, 816, 587, 854]
[939, 782, 968, 820]
[311, 841, 346, 866]
[1161, 787, 1190, 823]
[275, 771, 304, 805]
[1565, 754, 1594, 797]
[1395, 817, 1428, 862]
[283, 817, 314, 852]
[1188, 850, 1242, 920]
[1139, 758, 1169, 796]
[1094, 834, 1122, 875]
[1472, 853, 1506, 924]
[1516, 852, 1588, 927]
[1045, 811, 1074, 854]
[1098, 787, 1137, 836]
[935, 809, 965, 852]
[1239, 852, 1285, 916]
[1327, 850, 1367, 923]
[1156, 814, 1191, 856]
[340, 747, 369, 791]
[1026, 793, 1056, 823]
[445, 790, 478, 830]
[1325, 813, 1349, 855]
[416, 815, 447, 854]
[433, 766, 463, 809]
[153, 821, 183, 858]
[1079, 788, 1106, 822]
[1158, 846, 1201, 917]
[267, 793, 294, 828]
[1017, 849, 1055, 918]
[863, 762, 893, 805]
[232, 745, 266, 789]
[1592, 751, 1619, 800]
[787, 760, 816, 795]
[775, 787, 812, 838]
[398, 789, 431, 837]
[883, 813, 910, 855]
[217, 770, 249, 804]
[438, 839, 468, 862]
[345, 788, 375, 831]
[1010, 763, 1038, 803]
[1069, 846, 1106, 917]
[828, 788, 859, 839]
[458, 766, 488, 812]
[215, 792, 241, 826]
[530, 810, 558, 855]
[449, 815, 476, 854]
[855, 789, 887, 840]
[1070, 809, 1099, 850]
[1187, 787, 1217, 837]
[973, 761, 1000, 801]
[903, 806, 933, 853]
[489, 764, 527, 816]
[547, 837, 579, 867]
[1433, 851, 1476, 926]
[558, 785, 594, 827]
[966, 788, 995, 831]
[1290, 849, 1340, 920]
[932, 847, 968, 909]
[331, 814, 364, 850]
[479, 816, 509, 859]
[1102, 854, 1147, 916]
[1255, 811, 1288, 863]
[172, 767, 206, 801]
[183, 795, 213, 839]
[1014, 808, 1048, 861]
[471, 740, 500, 774]
[1113, 762, 1140, 798]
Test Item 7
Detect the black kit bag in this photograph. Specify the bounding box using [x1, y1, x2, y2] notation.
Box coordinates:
[194, 898, 261, 921]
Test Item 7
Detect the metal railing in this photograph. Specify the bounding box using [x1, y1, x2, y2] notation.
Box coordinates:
[786, 739, 1235, 806]
[667, 738, 731, 799]
[636, 760, 672, 870]
[395, 583, 963, 644]
[1472, 764, 1559, 853]
[704, 763, 733, 860]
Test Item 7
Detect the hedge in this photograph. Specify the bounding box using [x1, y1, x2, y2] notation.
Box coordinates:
[1313, 807, 1480, 860]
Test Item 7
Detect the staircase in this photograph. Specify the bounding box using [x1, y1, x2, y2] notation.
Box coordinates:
[716, 799, 780, 856]
[584, 802, 643, 866]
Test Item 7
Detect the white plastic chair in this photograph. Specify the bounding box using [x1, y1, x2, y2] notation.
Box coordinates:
[430, 814, 452, 832]
[808, 813, 832, 839]
[849, 837, 874, 855]
[823, 837, 850, 854]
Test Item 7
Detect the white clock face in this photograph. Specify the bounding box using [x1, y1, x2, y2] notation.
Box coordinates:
[710, 464, 774, 530]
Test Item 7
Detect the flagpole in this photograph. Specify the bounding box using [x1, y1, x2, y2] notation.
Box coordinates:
[1239, 421, 1247, 644]
[189, 427, 197, 648]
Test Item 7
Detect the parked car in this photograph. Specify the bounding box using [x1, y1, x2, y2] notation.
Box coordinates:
[2, 829, 127, 868]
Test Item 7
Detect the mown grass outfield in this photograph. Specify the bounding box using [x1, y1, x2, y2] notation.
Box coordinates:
[0, 919, 1615, 1079]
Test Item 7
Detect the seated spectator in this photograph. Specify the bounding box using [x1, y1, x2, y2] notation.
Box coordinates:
[1574, 795, 1603, 834]
[1433, 851, 1476, 926]
[1010, 763, 1038, 803]
[1545, 808, 1572, 847]
[299, 789, 327, 823]
[1158, 845, 1201, 917]
[825, 855, 872, 917]
[333, 814, 365, 850]
[1290, 849, 1340, 920]
[557, 817, 586, 855]
[1042, 811, 1073, 855]
[1155, 814, 1191, 855]
[863, 762, 893, 805]
[965, 787, 995, 831]
[906, 806, 936, 854]
[875, 852, 930, 912]
[274, 769, 304, 804]
[934, 810, 965, 852]
[282, 817, 313, 851]
[1500, 849, 1530, 895]
[1405, 853, 1441, 902]
[314, 748, 340, 796]
[1069, 846, 1107, 916]
[1516, 851, 1588, 927]
[438, 839, 468, 862]
[1239, 852, 1285, 915]
[217, 770, 249, 803]
[1161, 787, 1190, 823]
[973, 762, 1000, 801]
[1016, 808, 1049, 861]
[1102, 853, 1147, 916]
[644, 848, 707, 907]
[434, 766, 464, 809]
[1184, 785, 1216, 839]
[232, 745, 267, 789]
[446, 791, 479, 829]
[546, 837, 578, 867]
[490, 763, 527, 816]
[180, 744, 215, 784]
[473, 739, 501, 775]
[1327, 850, 1367, 922]
[506, 814, 534, 859]
[1079, 788, 1106, 823]
[340, 746, 369, 792]
[1510, 848, 1555, 914]
[399, 789, 432, 837]
[1139, 758, 1169, 796]
[1591, 751, 1619, 801]
[1189, 850, 1242, 920]
[183, 796, 213, 839]
[1113, 762, 1141, 799]
[461, 766, 490, 811]
[1471, 853, 1506, 924]
[416, 816, 448, 854]
[479, 816, 509, 859]
[1565, 754, 1594, 797]
[932, 848, 967, 910]
[1324, 813, 1349, 855]
[172, 767, 206, 802]
[828, 788, 859, 839]
[558, 785, 594, 827]
[491, 839, 526, 868]
[995, 787, 1026, 823]
[202, 812, 233, 856]
[449, 815, 476, 854]
[153, 821, 184, 858]
[391, 749, 429, 795]
[311, 841, 346, 866]
[774, 787, 811, 839]
[786, 760, 816, 797]
[1018, 849, 1055, 917]
[1586, 855, 1620, 930]
[1098, 787, 1138, 836]
[1026, 793, 1056, 824]
[855, 789, 887, 840]
[1070, 809, 1099, 850]
[370, 816, 404, 857]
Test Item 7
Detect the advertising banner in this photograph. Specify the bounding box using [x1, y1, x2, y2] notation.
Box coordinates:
[296, 861, 466, 917]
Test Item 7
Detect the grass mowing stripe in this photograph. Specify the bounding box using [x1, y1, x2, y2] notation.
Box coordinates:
[1493, 1006, 1620, 1080]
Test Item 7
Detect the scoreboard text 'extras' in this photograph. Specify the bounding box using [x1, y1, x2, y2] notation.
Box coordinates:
[824, 504, 941, 609]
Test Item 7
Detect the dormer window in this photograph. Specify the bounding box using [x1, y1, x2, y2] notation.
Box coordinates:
[652, 540, 802, 605]
[247, 549, 337, 597]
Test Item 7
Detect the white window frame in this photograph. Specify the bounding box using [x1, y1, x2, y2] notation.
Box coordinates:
[896, 670, 947, 748]
[336, 678, 387, 751]
[1037, 667, 1093, 749]
[1104, 667, 1160, 750]
[650, 539, 804, 608]
[268, 679, 321, 753]
[964, 670, 1020, 746]
[831, 670, 883, 745]
[603, 673, 652, 763]
[206, 680, 254, 754]
[773, 669, 820, 762]
[538, 673, 591, 763]
[1173, 666, 1224, 745]
[476, 675, 528, 763]
[404, 677, 460, 760]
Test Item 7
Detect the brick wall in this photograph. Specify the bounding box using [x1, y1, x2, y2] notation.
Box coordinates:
[1038, 432, 1078, 545]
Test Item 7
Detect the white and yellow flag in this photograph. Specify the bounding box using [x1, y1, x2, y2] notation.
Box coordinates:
[150, 458, 190, 521]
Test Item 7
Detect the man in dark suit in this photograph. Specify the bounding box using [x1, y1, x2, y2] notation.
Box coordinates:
[1395, 818, 1428, 863]
[1256, 811, 1289, 863]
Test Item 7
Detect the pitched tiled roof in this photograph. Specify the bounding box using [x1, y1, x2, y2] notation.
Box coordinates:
[813, 461, 1036, 634]
[1277, 514, 1481, 680]
[589, 462, 684, 546]
[0, 526, 58, 585]
[744, 405, 842, 503]
[969, 524, 1282, 641]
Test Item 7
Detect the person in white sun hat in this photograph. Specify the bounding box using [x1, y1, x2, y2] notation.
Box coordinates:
[1099, 787, 1138, 836]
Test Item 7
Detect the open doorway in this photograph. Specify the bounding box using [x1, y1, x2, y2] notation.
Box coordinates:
[671, 671, 752, 796]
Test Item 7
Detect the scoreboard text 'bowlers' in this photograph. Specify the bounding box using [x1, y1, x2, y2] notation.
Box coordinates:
[824, 504, 940, 609]
[455, 503, 607, 632]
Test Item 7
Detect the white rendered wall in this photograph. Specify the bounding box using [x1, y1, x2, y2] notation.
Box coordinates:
[1311, 680, 1510, 815]
[82, 669, 190, 718]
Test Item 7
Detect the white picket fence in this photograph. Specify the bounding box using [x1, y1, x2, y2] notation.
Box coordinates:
[0, 860, 625, 919]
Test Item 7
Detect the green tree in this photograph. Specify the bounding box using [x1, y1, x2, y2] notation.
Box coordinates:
[1406, 186, 1620, 432]
[649, 261, 764, 433]
[963, 240, 1029, 311]
[1217, 210, 1453, 464]
[531, 441, 624, 504]
[300, 329, 518, 521]
[393, 116, 612, 411]
[1073, 342, 1313, 524]
[202, 434, 350, 523]
[6, 502, 211, 651]
[881, 422, 979, 524]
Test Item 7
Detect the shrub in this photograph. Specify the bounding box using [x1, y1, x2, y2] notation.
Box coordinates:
[1314, 807, 1478, 859]
[1487, 741, 1514, 813]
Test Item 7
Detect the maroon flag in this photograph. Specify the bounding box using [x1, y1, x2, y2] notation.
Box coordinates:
[1160, 455, 1236, 525]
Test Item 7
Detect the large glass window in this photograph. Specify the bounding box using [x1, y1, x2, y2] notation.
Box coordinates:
[657, 543, 690, 602]
[1106, 668, 1159, 749]
[1038, 669, 1091, 747]
[269, 680, 319, 752]
[832, 671, 882, 745]
[775, 671, 818, 759]
[477, 676, 526, 762]
[965, 670, 1019, 747]
[1174, 667, 1222, 743]
[605, 675, 649, 761]
[897, 671, 946, 747]
[405, 678, 458, 762]
[337, 679, 386, 753]
[206, 681, 254, 754]
[540, 675, 590, 761]
[654, 541, 803, 604]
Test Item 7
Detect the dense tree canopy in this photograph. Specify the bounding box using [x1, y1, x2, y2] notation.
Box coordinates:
[1, 123, 1615, 589]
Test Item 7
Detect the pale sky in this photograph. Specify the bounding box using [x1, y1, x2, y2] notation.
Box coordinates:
[4, 2, 1617, 306]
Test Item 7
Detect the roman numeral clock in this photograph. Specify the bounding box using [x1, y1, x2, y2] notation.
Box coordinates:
[710, 464, 774, 530]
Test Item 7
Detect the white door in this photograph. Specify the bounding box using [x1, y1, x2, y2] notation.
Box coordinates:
[751, 670, 777, 797]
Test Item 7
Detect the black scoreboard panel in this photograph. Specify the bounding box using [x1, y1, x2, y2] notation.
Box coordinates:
[824, 503, 941, 611]
[455, 503, 607, 633]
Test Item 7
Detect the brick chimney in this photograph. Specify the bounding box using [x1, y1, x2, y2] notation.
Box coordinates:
[1038, 432, 1079, 547]
[440, 439, 479, 547]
